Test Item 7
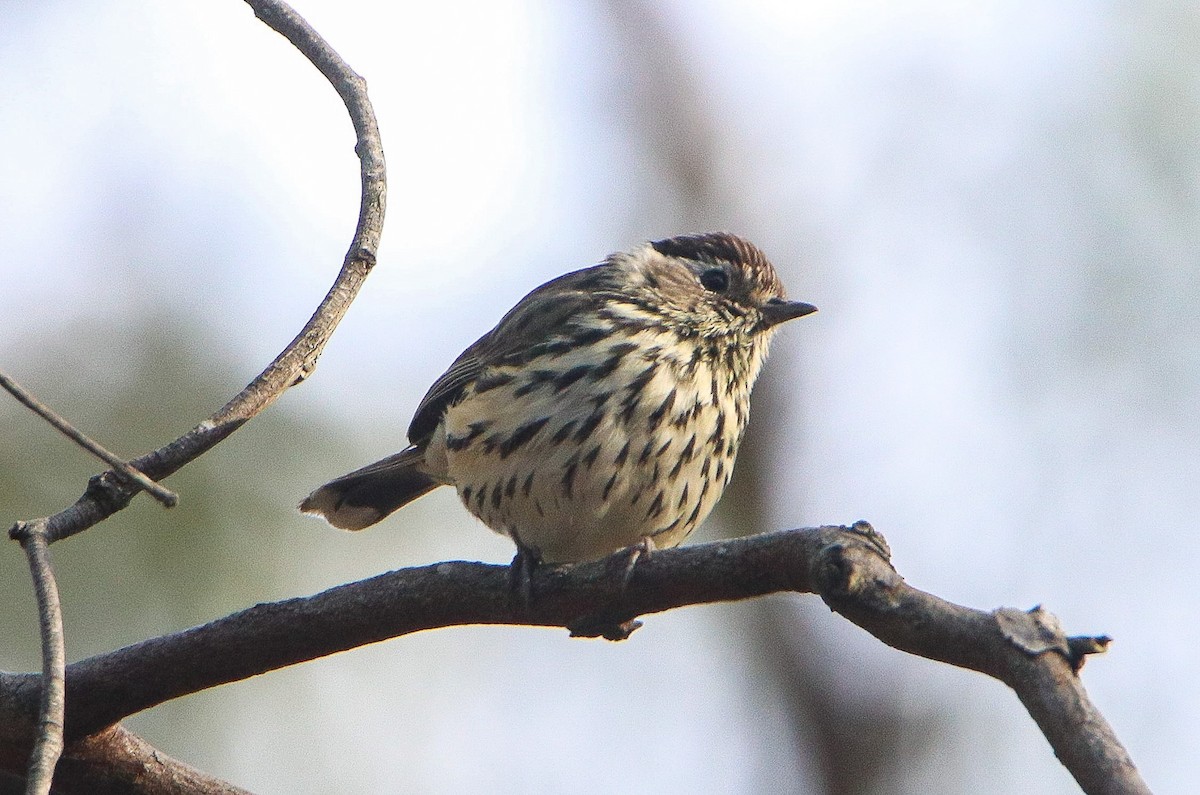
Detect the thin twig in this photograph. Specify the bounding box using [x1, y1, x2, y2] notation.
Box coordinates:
[0, 370, 178, 507]
[10, 521, 66, 795]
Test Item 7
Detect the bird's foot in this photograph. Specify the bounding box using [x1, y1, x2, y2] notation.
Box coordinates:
[620, 536, 656, 592]
[507, 542, 542, 609]
[564, 539, 654, 641]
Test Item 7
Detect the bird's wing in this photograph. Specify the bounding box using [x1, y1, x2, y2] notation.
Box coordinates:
[406, 265, 611, 444]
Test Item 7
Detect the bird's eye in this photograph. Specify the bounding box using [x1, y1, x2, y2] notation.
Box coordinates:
[699, 267, 730, 292]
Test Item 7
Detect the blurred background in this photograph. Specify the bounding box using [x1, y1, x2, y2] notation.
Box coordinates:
[1, 1, 1197, 792]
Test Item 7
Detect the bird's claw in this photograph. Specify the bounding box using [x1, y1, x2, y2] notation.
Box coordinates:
[620, 536, 656, 592]
[508, 542, 542, 609]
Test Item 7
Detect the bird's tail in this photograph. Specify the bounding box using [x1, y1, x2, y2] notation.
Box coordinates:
[300, 446, 440, 531]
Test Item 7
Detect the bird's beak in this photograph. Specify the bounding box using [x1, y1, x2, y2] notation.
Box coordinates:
[761, 299, 817, 327]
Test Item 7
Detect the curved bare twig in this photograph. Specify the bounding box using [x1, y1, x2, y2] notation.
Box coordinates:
[28, 0, 386, 545]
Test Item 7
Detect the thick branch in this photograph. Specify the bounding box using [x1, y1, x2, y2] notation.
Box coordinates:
[23, 0, 385, 544]
[809, 533, 1145, 795]
[1, 524, 1144, 794]
[49, 726, 249, 795]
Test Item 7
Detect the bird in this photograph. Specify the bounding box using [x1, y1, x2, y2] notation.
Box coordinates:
[301, 232, 816, 568]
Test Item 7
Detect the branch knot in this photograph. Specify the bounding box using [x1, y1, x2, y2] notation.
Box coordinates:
[995, 606, 1112, 673]
[83, 472, 136, 516]
[812, 523, 902, 611]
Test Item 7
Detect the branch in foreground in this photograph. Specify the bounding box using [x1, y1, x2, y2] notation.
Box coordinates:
[9, 522, 64, 795]
[1, 524, 1145, 795]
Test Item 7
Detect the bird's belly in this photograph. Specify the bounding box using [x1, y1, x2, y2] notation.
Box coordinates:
[438, 354, 744, 563]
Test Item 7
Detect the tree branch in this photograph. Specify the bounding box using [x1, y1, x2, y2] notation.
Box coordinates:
[0, 523, 1146, 794]
[7, 522, 64, 795]
[19, 0, 386, 545]
[812, 528, 1145, 795]
[51, 726, 250, 795]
